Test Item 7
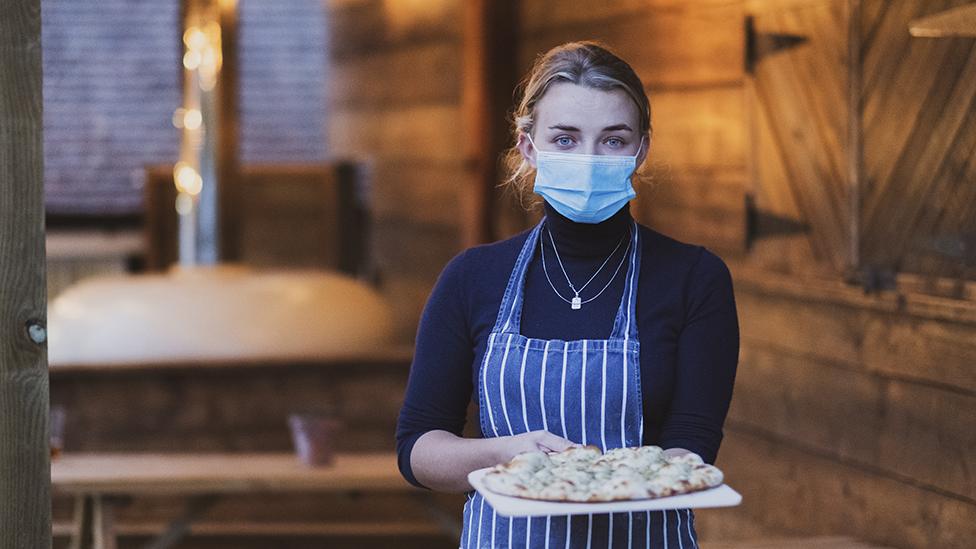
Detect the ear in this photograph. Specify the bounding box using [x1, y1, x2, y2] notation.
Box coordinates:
[516, 132, 537, 169]
[636, 135, 651, 169]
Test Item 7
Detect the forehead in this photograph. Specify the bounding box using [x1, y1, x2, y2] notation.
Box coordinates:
[534, 81, 639, 130]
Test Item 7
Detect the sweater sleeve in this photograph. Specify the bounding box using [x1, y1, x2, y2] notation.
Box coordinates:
[659, 248, 740, 465]
[395, 249, 476, 489]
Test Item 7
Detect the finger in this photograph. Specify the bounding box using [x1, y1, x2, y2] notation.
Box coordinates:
[538, 433, 576, 453]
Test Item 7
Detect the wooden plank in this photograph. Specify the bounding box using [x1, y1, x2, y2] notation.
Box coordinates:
[0, 0, 51, 547]
[645, 169, 747, 213]
[370, 160, 465, 228]
[50, 363, 411, 453]
[327, 0, 460, 60]
[330, 42, 461, 108]
[51, 453, 411, 496]
[910, 3, 976, 38]
[521, 0, 742, 33]
[730, 343, 976, 500]
[734, 271, 976, 393]
[750, 1, 852, 272]
[645, 203, 746, 254]
[651, 85, 748, 170]
[861, 37, 976, 275]
[728, 345, 884, 466]
[379, 276, 438, 343]
[878, 381, 976, 500]
[640, 166, 747, 254]
[372, 218, 460, 280]
[861, 312, 976, 394]
[328, 104, 462, 163]
[520, 4, 745, 89]
[717, 428, 976, 549]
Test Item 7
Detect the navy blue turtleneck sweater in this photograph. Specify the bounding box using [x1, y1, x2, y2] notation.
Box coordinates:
[395, 203, 739, 489]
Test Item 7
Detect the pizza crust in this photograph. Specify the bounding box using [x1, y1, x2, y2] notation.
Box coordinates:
[481, 445, 724, 502]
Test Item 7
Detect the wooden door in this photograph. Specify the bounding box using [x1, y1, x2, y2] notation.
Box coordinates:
[859, 0, 976, 285]
[0, 0, 52, 546]
[746, 0, 854, 277]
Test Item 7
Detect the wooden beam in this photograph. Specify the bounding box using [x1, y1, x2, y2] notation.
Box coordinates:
[0, 0, 52, 546]
[909, 3, 976, 38]
[461, 0, 521, 246]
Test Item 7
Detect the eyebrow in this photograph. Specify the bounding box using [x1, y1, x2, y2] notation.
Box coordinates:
[547, 124, 633, 132]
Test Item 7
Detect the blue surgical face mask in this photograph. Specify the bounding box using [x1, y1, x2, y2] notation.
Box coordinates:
[527, 133, 644, 224]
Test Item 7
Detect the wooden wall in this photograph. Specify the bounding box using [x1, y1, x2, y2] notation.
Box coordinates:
[325, 0, 465, 342]
[325, 1, 976, 546]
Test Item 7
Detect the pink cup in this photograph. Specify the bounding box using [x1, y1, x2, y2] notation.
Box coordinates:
[288, 412, 340, 467]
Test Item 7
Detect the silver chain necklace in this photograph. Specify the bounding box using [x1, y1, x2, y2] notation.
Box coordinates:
[541, 224, 631, 310]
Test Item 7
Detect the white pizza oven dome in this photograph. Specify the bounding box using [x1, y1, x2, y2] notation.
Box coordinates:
[47, 264, 396, 365]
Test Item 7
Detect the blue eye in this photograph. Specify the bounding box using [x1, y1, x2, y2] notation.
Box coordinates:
[605, 137, 624, 147]
[555, 136, 575, 147]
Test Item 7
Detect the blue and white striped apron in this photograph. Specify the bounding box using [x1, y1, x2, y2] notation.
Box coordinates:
[459, 219, 699, 548]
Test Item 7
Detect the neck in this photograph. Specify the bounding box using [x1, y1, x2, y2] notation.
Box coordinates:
[543, 201, 632, 258]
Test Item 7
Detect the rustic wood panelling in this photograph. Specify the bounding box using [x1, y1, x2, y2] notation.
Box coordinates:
[652, 86, 748, 170]
[326, 0, 466, 343]
[371, 218, 461, 281]
[369, 160, 466, 228]
[0, 0, 51, 546]
[734, 267, 976, 393]
[49, 359, 412, 454]
[717, 428, 976, 549]
[329, 104, 463, 165]
[729, 342, 976, 500]
[728, 345, 885, 465]
[859, 0, 976, 279]
[328, 0, 460, 59]
[330, 43, 461, 109]
[641, 84, 748, 253]
[748, 0, 853, 273]
[521, 0, 742, 33]
[520, 3, 745, 89]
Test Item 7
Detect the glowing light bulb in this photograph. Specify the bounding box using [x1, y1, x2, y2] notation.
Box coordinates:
[174, 162, 203, 196]
[183, 109, 202, 130]
[183, 27, 208, 51]
[183, 50, 202, 70]
[175, 192, 194, 215]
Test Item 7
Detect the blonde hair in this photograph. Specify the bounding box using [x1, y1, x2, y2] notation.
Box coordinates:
[501, 41, 653, 209]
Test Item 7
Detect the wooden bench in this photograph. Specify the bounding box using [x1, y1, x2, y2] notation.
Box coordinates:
[52, 452, 457, 549]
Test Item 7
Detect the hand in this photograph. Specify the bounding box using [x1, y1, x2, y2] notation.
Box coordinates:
[662, 447, 695, 459]
[490, 430, 578, 463]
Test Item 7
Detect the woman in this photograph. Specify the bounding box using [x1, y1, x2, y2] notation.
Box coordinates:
[396, 41, 739, 548]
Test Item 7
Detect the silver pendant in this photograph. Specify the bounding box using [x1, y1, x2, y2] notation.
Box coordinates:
[571, 297, 582, 310]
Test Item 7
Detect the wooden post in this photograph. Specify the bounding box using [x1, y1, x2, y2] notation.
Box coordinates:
[461, 0, 521, 246]
[0, 0, 52, 547]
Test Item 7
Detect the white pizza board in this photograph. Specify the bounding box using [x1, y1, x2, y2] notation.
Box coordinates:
[468, 467, 742, 518]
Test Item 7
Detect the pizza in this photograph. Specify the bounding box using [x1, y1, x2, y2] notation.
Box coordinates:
[480, 445, 724, 502]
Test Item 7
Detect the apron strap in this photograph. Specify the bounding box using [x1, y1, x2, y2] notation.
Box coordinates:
[491, 220, 545, 334]
[491, 218, 642, 340]
[609, 220, 641, 341]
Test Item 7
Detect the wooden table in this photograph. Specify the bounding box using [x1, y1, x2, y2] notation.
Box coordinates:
[52, 452, 454, 549]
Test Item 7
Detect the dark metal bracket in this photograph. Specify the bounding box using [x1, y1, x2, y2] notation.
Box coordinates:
[744, 15, 810, 74]
[744, 193, 810, 249]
